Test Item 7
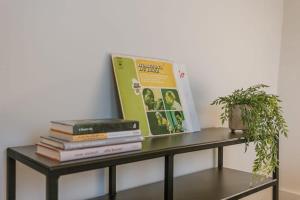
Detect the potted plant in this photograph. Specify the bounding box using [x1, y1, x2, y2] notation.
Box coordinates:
[211, 84, 288, 175]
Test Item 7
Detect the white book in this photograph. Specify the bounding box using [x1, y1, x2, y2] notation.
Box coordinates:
[173, 64, 201, 132]
[40, 135, 144, 150]
[36, 142, 142, 162]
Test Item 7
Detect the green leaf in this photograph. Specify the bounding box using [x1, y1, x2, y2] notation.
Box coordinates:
[211, 83, 288, 175]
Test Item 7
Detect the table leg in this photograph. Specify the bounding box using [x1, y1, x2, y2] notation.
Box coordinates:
[7, 155, 16, 200]
[109, 166, 116, 197]
[46, 175, 59, 200]
[273, 138, 279, 200]
[218, 147, 223, 169]
[272, 177, 279, 200]
[164, 154, 174, 200]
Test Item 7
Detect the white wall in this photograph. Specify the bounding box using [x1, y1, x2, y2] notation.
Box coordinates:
[278, 0, 300, 198]
[0, 0, 283, 199]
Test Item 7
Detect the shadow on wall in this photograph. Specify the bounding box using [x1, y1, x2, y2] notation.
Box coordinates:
[87, 53, 119, 118]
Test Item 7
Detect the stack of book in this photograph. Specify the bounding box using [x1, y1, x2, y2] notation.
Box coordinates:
[36, 119, 143, 162]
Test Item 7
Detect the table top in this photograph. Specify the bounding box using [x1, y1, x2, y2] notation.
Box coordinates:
[7, 128, 245, 176]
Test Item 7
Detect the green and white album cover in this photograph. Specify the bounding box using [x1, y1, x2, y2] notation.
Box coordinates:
[112, 54, 200, 137]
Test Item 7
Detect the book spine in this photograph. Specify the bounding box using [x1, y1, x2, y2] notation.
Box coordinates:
[69, 130, 141, 141]
[72, 121, 139, 134]
[106, 129, 141, 138]
[50, 129, 141, 142]
[60, 142, 142, 161]
[71, 134, 107, 141]
[64, 136, 144, 150]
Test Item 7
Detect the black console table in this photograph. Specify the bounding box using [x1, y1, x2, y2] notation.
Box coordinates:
[6, 128, 279, 200]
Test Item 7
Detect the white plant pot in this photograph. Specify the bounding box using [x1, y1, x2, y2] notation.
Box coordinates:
[229, 105, 248, 132]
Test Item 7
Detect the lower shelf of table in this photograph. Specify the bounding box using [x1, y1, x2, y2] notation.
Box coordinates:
[88, 168, 277, 200]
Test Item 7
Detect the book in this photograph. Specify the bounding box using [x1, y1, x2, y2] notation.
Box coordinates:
[36, 142, 142, 162]
[40, 135, 144, 150]
[112, 54, 200, 137]
[173, 64, 201, 132]
[49, 129, 142, 142]
[50, 119, 139, 134]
